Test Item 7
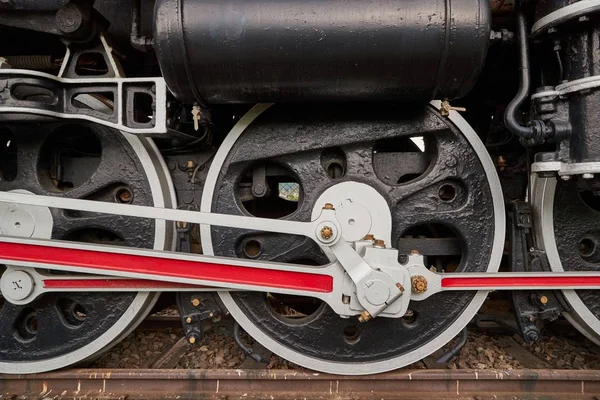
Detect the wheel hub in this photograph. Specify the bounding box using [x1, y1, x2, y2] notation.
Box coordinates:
[0, 191, 53, 239]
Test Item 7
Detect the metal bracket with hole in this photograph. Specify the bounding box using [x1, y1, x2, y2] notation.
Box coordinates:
[0, 69, 167, 135]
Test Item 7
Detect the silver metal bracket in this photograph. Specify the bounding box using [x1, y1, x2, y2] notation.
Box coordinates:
[0, 33, 167, 135]
[0, 69, 167, 135]
[531, 160, 600, 179]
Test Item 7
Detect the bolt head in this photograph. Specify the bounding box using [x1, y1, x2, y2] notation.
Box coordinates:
[358, 310, 372, 323]
[539, 295, 548, 305]
[188, 336, 196, 344]
[560, 175, 571, 181]
[373, 239, 385, 248]
[363, 234, 375, 241]
[316, 222, 337, 243]
[411, 275, 428, 294]
[526, 331, 539, 342]
[583, 173, 595, 180]
[320, 226, 333, 240]
[323, 203, 335, 210]
[186, 317, 192, 324]
[55, 3, 84, 34]
[191, 298, 201, 307]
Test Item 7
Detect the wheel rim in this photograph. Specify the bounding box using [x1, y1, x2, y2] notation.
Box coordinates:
[201, 102, 504, 374]
[0, 123, 175, 373]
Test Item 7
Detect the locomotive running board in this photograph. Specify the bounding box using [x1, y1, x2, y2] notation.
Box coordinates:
[2, 235, 600, 300]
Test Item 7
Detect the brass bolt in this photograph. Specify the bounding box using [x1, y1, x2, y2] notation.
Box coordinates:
[539, 295, 548, 305]
[323, 203, 335, 210]
[188, 336, 196, 344]
[186, 160, 195, 169]
[208, 312, 214, 318]
[374, 239, 385, 249]
[363, 234, 375, 241]
[320, 226, 333, 240]
[410, 249, 420, 255]
[176, 221, 188, 229]
[497, 156, 507, 171]
[191, 298, 201, 307]
[439, 99, 466, 116]
[358, 310, 372, 323]
[396, 282, 405, 293]
[411, 275, 428, 294]
[186, 317, 192, 324]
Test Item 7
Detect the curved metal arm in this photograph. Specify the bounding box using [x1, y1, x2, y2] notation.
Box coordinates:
[504, 13, 536, 139]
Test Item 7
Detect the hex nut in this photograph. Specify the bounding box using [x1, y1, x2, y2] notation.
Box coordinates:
[411, 275, 428, 294]
[320, 226, 334, 240]
[358, 310, 372, 323]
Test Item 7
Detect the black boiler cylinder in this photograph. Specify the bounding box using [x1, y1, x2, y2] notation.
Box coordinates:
[154, 0, 491, 105]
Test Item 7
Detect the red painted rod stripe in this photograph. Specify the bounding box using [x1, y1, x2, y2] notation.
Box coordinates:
[0, 242, 333, 293]
[43, 279, 204, 289]
[442, 276, 600, 288]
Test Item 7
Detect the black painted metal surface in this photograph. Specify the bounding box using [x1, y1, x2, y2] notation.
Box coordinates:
[533, 0, 600, 162]
[153, 0, 491, 105]
[208, 103, 496, 363]
[0, 123, 157, 362]
[553, 179, 600, 324]
[563, 22, 600, 163]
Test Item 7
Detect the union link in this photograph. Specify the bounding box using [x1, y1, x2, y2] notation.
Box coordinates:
[1, 191, 600, 322]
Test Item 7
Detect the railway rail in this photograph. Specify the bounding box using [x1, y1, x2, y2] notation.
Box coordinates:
[1, 368, 599, 399]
